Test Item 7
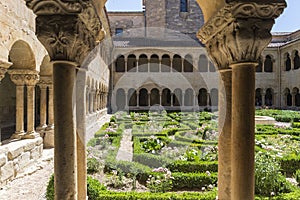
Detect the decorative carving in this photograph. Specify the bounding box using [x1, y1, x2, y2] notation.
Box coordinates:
[26, 0, 106, 65]
[0, 68, 8, 82]
[198, 1, 286, 69]
[9, 70, 39, 86]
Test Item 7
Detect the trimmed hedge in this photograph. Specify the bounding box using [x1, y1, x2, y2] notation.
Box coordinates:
[279, 154, 300, 177]
[167, 161, 218, 173]
[172, 172, 217, 190]
[174, 131, 217, 145]
[97, 191, 217, 200]
[133, 153, 172, 168]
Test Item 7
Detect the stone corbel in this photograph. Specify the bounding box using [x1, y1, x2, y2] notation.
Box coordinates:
[197, 1, 286, 69]
[25, 0, 106, 65]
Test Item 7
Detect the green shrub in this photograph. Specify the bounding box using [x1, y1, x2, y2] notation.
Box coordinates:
[172, 172, 217, 190]
[294, 169, 300, 186]
[255, 152, 293, 197]
[133, 153, 172, 168]
[280, 154, 300, 177]
[292, 122, 300, 128]
[167, 161, 218, 173]
[87, 158, 102, 174]
[46, 175, 106, 200]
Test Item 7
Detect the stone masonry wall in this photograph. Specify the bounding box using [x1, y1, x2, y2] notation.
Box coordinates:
[0, 137, 43, 187]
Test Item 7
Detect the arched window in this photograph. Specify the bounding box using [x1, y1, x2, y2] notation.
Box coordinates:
[128, 88, 137, 106]
[265, 88, 273, 106]
[173, 89, 182, 106]
[183, 54, 193, 72]
[139, 88, 148, 106]
[127, 54, 137, 72]
[138, 54, 148, 72]
[116, 88, 126, 110]
[115, 55, 125, 72]
[198, 88, 207, 106]
[180, 0, 188, 12]
[209, 61, 216, 72]
[285, 53, 291, 71]
[161, 54, 171, 72]
[162, 88, 171, 106]
[256, 57, 263, 72]
[264, 55, 273, 72]
[172, 54, 182, 72]
[294, 51, 300, 70]
[285, 88, 292, 106]
[150, 89, 160, 106]
[255, 88, 262, 106]
[150, 55, 159, 72]
[184, 88, 194, 106]
[198, 54, 208, 72]
[210, 89, 218, 107]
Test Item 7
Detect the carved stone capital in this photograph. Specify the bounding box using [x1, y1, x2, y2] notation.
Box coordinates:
[39, 75, 53, 86]
[25, 0, 106, 65]
[9, 70, 39, 86]
[0, 59, 13, 82]
[198, 1, 286, 69]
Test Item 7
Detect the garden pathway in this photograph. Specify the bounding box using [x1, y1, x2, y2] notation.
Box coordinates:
[116, 129, 133, 162]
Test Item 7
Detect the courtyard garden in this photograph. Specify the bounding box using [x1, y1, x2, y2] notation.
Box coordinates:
[49, 109, 300, 199]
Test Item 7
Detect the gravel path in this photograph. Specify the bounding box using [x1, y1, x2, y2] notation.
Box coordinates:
[116, 129, 133, 162]
[0, 149, 54, 200]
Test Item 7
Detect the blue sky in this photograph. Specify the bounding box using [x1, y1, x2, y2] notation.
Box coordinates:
[106, 0, 300, 32]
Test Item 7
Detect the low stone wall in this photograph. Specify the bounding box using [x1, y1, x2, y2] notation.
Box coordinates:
[0, 137, 43, 187]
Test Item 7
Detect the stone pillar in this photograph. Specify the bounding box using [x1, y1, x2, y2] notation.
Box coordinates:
[148, 92, 151, 106]
[125, 91, 129, 110]
[37, 84, 48, 131]
[93, 89, 97, 112]
[9, 71, 27, 139]
[159, 92, 162, 106]
[197, 2, 286, 199]
[47, 85, 54, 130]
[262, 90, 266, 106]
[170, 93, 174, 106]
[53, 62, 77, 199]
[137, 92, 140, 107]
[292, 93, 296, 107]
[25, 73, 40, 139]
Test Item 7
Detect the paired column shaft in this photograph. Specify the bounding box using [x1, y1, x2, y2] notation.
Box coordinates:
[53, 62, 77, 200]
[39, 86, 47, 129]
[15, 85, 25, 136]
[26, 85, 36, 134]
[231, 63, 256, 200]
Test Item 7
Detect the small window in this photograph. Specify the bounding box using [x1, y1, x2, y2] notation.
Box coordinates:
[115, 28, 123, 36]
[180, 0, 188, 12]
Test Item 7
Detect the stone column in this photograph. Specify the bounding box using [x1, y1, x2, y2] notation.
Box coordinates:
[170, 93, 174, 107]
[46, 85, 54, 130]
[24, 72, 40, 139]
[292, 93, 296, 107]
[93, 89, 97, 112]
[9, 71, 26, 139]
[125, 91, 129, 110]
[159, 91, 162, 106]
[137, 92, 140, 107]
[262, 90, 266, 106]
[53, 62, 77, 199]
[28, 2, 106, 198]
[148, 92, 151, 106]
[197, 2, 286, 199]
[37, 84, 48, 131]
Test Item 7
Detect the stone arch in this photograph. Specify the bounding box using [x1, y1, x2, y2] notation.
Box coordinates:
[138, 54, 148, 72]
[173, 88, 182, 106]
[285, 53, 291, 71]
[183, 54, 193, 72]
[184, 88, 194, 106]
[40, 55, 53, 76]
[293, 50, 300, 70]
[172, 54, 182, 72]
[139, 88, 148, 106]
[9, 40, 36, 70]
[198, 54, 208, 72]
[150, 54, 159, 72]
[265, 88, 273, 106]
[256, 56, 263, 72]
[127, 54, 137, 72]
[161, 54, 171, 72]
[198, 88, 208, 106]
[284, 88, 292, 106]
[128, 88, 137, 106]
[255, 88, 262, 106]
[116, 88, 126, 110]
[162, 88, 171, 106]
[115, 55, 125, 72]
[264, 55, 273, 72]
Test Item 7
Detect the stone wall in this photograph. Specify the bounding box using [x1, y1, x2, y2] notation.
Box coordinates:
[145, 0, 166, 28]
[165, 0, 204, 36]
[0, 137, 43, 187]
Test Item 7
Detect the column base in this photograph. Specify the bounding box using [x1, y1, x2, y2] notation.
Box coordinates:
[10, 131, 25, 140]
[23, 131, 40, 139]
[36, 124, 48, 131]
[45, 124, 54, 131]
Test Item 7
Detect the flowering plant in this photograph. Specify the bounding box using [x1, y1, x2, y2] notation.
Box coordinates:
[146, 167, 174, 192]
